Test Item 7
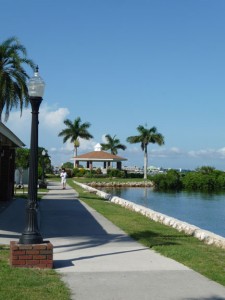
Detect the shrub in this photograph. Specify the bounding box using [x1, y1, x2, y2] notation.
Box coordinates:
[151, 170, 183, 191]
[182, 168, 225, 191]
[127, 173, 144, 179]
[107, 168, 126, 178]
[73, 167, 87, 177]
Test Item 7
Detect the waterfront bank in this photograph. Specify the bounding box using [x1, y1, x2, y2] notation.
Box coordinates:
[74, 180, 225, 250]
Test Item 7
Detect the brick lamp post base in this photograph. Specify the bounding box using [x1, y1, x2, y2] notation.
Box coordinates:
[10, 241, 53, 269]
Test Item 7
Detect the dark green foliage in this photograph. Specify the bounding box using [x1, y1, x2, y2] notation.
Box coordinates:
[182, 168, 225, 192]
[84, 169, 105, 178]
[15, 148, 30, 169]
[107, 168, 126, 178]
[101, 134, 126, 155]
[0, 37, 35, 121]
[73, 168, 104, 178]
[127, 125, 164, 179]
[58, 117, 93, 158]
[151, 170, 183, 190]
[73, 167, 85, 177]
[126, 172, 144, 179]
[151, 166, 225, 192]
[62, 162, 74, 169]
[73, 167, 130, 178]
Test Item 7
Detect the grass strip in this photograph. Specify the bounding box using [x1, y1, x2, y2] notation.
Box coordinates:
[0, 245, 70, 300]
[68, 178, 225, 287]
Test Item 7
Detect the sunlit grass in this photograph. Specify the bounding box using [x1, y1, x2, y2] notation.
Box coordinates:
[0, 245, 70, 300]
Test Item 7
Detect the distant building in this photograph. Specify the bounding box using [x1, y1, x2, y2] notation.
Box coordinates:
[123, 166, 143, 174]
[0, 122, 25, 202]
[74, 143, 127, 171]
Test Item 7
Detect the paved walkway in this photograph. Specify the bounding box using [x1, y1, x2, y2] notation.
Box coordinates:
[1, 181, 225, 299]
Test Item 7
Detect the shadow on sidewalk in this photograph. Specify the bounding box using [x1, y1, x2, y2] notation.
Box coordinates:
[54, 247, 149, 269]
[0, 198, 26, 242]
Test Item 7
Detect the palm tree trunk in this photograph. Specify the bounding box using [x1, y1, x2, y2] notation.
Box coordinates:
[74, 147, 76, 168]
[144, 145, 148, 180]
[74, 146, 78, 168]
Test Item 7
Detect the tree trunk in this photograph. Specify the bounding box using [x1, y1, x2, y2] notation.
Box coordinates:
[74, 146, 78, 168]
[144, 145, 148, 180]
[74, 147, 76, 168]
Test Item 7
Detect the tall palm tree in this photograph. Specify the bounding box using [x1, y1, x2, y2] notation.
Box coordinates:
[127, 125, 164, 180]
[0, 36, 35, 121]
[101, 134, 126, 155]
[58, 117, 93, 167]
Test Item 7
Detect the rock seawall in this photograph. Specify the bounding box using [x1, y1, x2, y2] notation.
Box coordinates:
[74, 180, 225, 249]
[86, 181, 154, 187]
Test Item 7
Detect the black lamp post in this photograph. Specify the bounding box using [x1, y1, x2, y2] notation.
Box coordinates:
[19, 66, 45, 244]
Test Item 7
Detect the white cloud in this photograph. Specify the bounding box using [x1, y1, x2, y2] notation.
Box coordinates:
[188, 148, 216, 158]
[101, 134, 107, 143]
[187, 147, 225, 160]
[126, 146, 141, 154]
[216, 147, 225, 158]
[40, 106, 69, 129]
[79, 138, 96, 151]
[4, 104, 70, 145]
[170, 147, 182, 154]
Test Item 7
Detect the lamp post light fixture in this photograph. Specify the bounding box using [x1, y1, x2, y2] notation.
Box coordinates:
[19, 66, 45, 244]
[41, 149, 46, 182]
[39, 149, 47, 189]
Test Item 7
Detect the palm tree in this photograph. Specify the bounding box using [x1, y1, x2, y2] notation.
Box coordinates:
[0, 36, 35, 121]
[127, 125, 164, 180]
[58, 117, 93, 167]
[101, 134, 126, 155]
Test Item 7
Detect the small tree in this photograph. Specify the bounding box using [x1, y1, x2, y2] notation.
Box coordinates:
[0, 36, 35, 121]
[127, 125, 164, 180]
[58, 117, 93, 167]
[15, 148, 30, 184]
[101, 134, 126, 155]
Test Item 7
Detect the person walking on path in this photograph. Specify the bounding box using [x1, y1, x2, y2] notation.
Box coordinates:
[60, 168, 67, 189]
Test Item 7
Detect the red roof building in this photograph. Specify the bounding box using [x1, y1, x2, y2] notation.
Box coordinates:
[74, 143, 127, 170]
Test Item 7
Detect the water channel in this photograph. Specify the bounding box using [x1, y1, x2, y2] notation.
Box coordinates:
[100, 187, 225, 238]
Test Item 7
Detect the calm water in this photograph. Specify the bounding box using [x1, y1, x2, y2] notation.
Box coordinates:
[101, 187, 225, 238]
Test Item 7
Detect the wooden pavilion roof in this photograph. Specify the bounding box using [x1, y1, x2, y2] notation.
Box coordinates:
[74, 150, 127, 162]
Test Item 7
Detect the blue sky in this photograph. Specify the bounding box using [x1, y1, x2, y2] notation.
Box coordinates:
[2, 0, 225, 170]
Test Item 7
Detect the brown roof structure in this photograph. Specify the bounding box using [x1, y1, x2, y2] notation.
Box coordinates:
[73, 143, 127, 170]
[75, 150, 127, 162]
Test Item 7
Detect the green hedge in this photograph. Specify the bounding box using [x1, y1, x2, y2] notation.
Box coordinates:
[150, 167, 225, 192]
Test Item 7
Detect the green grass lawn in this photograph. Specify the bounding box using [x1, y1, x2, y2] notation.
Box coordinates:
[68, 178, 225, 287]
[0, 245, 70, 300]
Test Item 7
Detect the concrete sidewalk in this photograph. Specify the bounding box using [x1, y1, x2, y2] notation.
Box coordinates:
[1, 181, 225, 299]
